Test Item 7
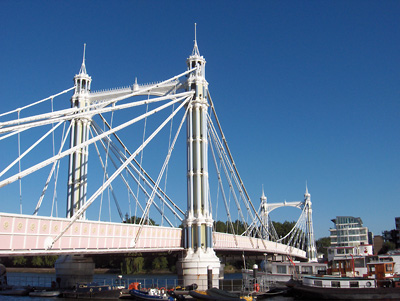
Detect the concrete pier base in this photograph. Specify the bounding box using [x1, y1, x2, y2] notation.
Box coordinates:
[177, 249, 221, 290]
[55, 255, 95, 288]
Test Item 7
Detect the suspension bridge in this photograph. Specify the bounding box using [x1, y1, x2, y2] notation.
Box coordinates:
[0, 29, 317, 287]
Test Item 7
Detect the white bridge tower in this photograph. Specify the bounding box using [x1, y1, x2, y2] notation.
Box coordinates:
[177, 26, 221, 289]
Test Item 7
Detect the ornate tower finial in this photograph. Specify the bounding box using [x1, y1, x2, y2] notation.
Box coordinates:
[73, 44, 91, 96]
[191, 23, 201, 57]
[305, 181, 310, 198]
[194, 23, 197, 44]
[79, 43, 87, 75]
[261, 185, 267, 202]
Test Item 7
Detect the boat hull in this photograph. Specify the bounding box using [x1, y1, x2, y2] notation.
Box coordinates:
[62, 288, 123, 299]
[129, 289, 171, 300]
[29, 290, 61, 297]
[291, 284, 400, 300]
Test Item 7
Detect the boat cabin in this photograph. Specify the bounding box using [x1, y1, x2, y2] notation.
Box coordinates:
[302, 275, 377, 289]
[367, 261, 395, 280]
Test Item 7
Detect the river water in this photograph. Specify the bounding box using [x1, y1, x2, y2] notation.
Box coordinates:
[2, 272, 295, 300]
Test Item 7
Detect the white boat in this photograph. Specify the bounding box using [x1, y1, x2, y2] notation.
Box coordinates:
[29, 290, 61, 297]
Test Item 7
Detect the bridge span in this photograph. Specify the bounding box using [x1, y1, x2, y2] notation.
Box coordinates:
[0, 212, 306, 259]
[0, 27, 315, 288]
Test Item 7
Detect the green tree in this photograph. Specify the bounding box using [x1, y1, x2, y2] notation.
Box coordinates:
[378, 241, 396, 255]
[12, 256, 27, 267]
[124, 215, 157, 226]
[133, 257, 145, 273]
[152, 256, 168, 270]
[43, 256, 58, 267]
[272, 221, 296, 238]
[214, 220, 227, 233]
[121, 257, 134, 274]
[316, 237, 331, 259]
[31, 256, 44, 267]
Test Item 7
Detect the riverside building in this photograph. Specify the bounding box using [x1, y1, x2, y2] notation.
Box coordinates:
[329, 216, 369, 247]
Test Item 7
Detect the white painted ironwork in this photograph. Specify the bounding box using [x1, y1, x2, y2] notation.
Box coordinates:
[0, 32, 315, 263]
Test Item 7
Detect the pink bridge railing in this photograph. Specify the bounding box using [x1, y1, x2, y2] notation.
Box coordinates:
[0, 213, 182, 256]
[0, 212, 306, 259]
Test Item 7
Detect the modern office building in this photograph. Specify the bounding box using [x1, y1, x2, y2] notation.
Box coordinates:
[329, 216, 369, 247]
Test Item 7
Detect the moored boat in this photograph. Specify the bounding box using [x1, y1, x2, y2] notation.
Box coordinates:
[29, 289, 61, 297]
[61, 282, 123, 299]
[289, 261, 400, 300]
[129, 288, 173, 300]
[0, 287, 32, 296]
[189, 288, 253, 300]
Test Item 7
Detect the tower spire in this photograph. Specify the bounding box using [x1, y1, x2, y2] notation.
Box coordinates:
[261, 185, 267, 202]
[191, 23, 201, 57]
[79, 43, 87, 75]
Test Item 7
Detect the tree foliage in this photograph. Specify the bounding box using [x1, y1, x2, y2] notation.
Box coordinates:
[316, 236, 330, 259]
[272, 221, 296, 238]
[124, 214, 157, 226]
[214, 220, 248, 235]
[152, 256, 168, 270]
[378, 241, 396, 255]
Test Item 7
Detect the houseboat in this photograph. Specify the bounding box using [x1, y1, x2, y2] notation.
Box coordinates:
[242, 259, 327, 289]
[290, 260, 400, 300]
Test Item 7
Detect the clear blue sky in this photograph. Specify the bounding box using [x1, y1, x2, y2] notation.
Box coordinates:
[0, 1, 399, 239]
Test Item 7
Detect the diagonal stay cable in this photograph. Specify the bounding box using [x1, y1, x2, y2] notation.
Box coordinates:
[91, 123, 175, 226]
[97, 114, 185, 216]
[134, 99, 190, 245]
[91, 121, 181, 223]
[49, 96, 190, 248]
[0, 95, 190, 189]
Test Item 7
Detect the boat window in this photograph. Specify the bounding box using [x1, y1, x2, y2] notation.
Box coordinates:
[350, 281, 359, 288]
[331, 281, 340, 288]
[314, 280, 322, 287]
[355, 258, 365, 268]
[277, 265, 287, 274]
[337, 249, 345, 254]
[369, 265, 375, 273]
[386, 264, 393, 272]
[301, 266, 312, 274]
[316, 266, 327, 275]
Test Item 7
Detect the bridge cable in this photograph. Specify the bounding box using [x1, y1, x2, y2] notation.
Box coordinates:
[17, 110, 22, 214]
[89, 127, 124, 221]
[161, 102, 175, 226]
[98, 110, 114, 221]
[208, 91, 266, 231]
[97, 114, 185, 217]
[90, 122, 146, 218]
[92, 114, 185, 226]
[91, 120, 177, 227]
[50, 97, 59, 218]
[208, 116, 261, 246]
[208, 129, 238, 246]
[33, 121, 71, 215]
[136, 94, 149, 224]
[50, 123, 66, 218]
[49, 96, 191, 248]
[0, 90, 194, 135]
[0, 86, 75, 118]
[0, 95, 189, 189]
[134, 98, 191, 245]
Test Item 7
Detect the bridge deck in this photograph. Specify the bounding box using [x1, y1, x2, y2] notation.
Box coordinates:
[0, 213, 306, 259]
